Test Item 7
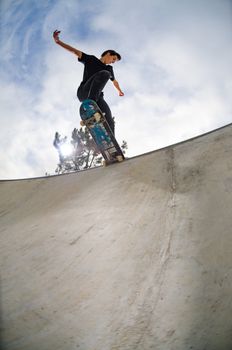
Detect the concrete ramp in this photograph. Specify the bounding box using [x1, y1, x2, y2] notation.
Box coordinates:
[1, 124, 232, 350]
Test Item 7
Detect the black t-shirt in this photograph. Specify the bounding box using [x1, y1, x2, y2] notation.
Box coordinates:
[78, 52, 115, 86]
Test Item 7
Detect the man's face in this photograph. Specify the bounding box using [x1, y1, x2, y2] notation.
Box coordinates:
[104, 53, 118, 64]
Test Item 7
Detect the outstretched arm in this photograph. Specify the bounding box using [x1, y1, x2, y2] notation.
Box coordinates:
[53, 30, 82, 59]
[112, 80, 124, 96]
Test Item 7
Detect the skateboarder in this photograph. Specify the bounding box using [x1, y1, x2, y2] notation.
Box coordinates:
[53, 30, 124, 134]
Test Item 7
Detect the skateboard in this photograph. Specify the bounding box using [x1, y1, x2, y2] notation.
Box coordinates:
[79, 99, 125, 165]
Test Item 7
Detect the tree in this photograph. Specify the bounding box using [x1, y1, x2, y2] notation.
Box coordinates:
[53, 127, 127, 174]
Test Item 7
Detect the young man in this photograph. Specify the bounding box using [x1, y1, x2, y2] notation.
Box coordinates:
[53, 30, 124, 134]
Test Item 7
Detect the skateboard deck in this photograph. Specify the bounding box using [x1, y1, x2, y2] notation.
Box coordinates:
[79, 99, 125, 165]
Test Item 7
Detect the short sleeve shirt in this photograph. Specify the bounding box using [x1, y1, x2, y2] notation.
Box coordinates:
[78, 52, 115, 85]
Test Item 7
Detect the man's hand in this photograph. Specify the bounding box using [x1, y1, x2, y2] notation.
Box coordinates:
[53, 30, 61, 43]
[113, 80, 124, 97]
[52, 30, 82, 58]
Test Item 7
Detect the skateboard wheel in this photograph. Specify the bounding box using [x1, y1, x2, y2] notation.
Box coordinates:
[94, 112, 101, 123]
[116, 155, 124, 162]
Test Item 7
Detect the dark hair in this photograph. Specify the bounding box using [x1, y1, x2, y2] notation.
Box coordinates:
[101, 50, 121, 61]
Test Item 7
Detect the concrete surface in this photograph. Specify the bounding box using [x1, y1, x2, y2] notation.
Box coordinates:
[1, 124, 232, 350]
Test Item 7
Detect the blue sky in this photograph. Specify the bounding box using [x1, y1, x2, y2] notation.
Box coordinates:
[0, 0, 232, 179]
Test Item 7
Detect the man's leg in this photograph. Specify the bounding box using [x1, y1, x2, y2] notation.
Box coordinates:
[77, 70, 111, 102]
[97, 96, 115, 135]
[77, 70, 115, 134]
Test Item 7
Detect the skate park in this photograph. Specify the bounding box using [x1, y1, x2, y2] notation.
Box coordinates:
[1, 123, 232, 350]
